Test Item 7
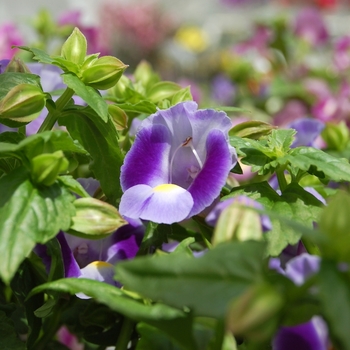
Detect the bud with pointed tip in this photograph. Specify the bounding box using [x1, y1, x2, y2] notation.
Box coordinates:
[69, 197, 128, 238]
[61, 27, 87, 65]
[31, 151, 69, 186]
[226, 284, 283, 341]
[108, 105, 128, 131]
[0, 83, 46, 121]
[81, 56, 128, 90]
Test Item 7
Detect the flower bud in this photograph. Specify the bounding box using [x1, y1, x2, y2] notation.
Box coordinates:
[108, 105, 128, 131]
[321, 121, 349, 151]
[0, 83, 46, 122]
[134, 60, 158, 89]
[147, 81, 182, 103]
[31, 151, 69, 186]
[61, 27, 87, 65]
[108, 75, 131, 101]
[4, 57, 31, 73]
[226, 284, 283, 341]
[69, 197, 127, 237]
[81, 56, 128, 90]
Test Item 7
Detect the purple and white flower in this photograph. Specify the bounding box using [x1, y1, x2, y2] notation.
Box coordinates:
[119, 101, 237, 224]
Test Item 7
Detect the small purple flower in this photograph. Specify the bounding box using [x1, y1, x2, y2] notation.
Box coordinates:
[270, 254, 329, 350]
[289, 118, 325, 148]
[293, 8, 329, 47]
[205, 195, 272, 232]
[36, 218, 143, 297]
[119, 101, 237, 224]
[210, 74, 236, 106]
[273, 100, 308, 127]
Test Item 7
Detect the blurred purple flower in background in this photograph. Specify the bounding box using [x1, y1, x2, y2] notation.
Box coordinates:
[289, 118, 325, 147]
[119, 101, 237, 224]
[210, 74, 236, 105]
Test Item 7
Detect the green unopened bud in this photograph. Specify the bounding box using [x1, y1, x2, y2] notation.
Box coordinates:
[147, 81, 182, 103]
[108, 105, 128, 131]
[226, 284, 283, 341]
[61, 27, 87, 65]
[0, 83, 46, 121]
[82, 56, 128, 90]
[4, 57, 31, 73]
[171, 86, 193, 105]
[108, 75, 132, 101]
[213, 202, 263, 247]
[321, 121, 349, 151]
[31, 151, 69, 186]
[134, 60, 159, 89]
[69, 198, 127, 238]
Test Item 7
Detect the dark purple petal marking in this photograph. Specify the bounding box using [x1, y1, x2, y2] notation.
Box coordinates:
[188, 129, 235, 216]
[121, 124, 171, 191]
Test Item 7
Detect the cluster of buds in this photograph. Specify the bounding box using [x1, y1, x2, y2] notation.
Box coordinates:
[61, 27, 128, 90]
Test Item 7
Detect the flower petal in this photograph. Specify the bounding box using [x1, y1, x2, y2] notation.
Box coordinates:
[77, 261, 117, 299]
[273, 317, 328, 350]
[119, 183, 194, 224]
[188, 129, 236, 216]
[121, 124, 171, 191]
[56, 232, 82, 278]
[105, 218, 144, 264]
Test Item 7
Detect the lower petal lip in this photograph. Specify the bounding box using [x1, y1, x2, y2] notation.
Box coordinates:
[119, 183, 194, 224]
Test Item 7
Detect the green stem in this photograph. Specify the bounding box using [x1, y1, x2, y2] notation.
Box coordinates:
[37, 87, 74, 133]
[32, 299, 65, 350]
[276, 167, 288, 192]
[210, 319, 225, 350]
[302, 237, 321, 256]
[115, 317, 134, 350]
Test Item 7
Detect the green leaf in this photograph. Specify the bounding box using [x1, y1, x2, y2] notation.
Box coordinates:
[59, 108, 124, 203]
[0, 311, 25, 350]
[231, 133, 350, 182]
[58, 175, 90, 198]
[136, 323, 182, 350]
[10, 258, 44, 348]
[227, 182, 323, 255]
[289, 147, 350, 182]
[318, 191, 350, 261]
[15, 46, 54, 65]
[0, 130, 87, 161]
[229, 121, 276, 140]
[115, 100, 157, 115]
[116, 240, 266, 318]
[0, 167, 75, 283]
[61, 73, 109, 122]
[318, 261, 350, 350]
[29, 278, 197, 350]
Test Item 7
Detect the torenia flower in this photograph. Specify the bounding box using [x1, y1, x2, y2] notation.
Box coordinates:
[119, 101, 237, 224]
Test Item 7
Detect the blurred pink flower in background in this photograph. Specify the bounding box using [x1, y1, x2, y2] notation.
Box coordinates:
[56, 326, 84, 350]
[99, 1, 173, 60]
[293, 7, 329, 46]
[0, 23, 23, 59]
[333, 35, 350, 72]
[58, 10, 110, 56]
